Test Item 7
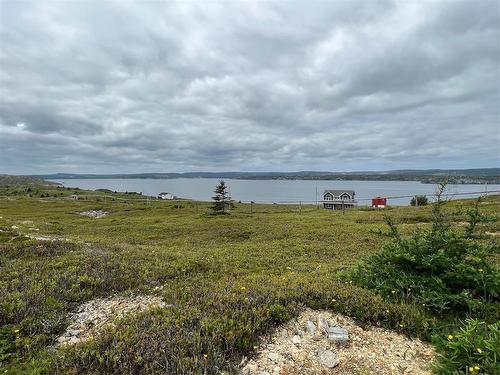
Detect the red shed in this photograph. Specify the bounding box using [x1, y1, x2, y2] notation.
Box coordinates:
[372, 197, 387, 208]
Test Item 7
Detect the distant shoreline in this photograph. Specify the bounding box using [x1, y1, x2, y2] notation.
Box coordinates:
[28, 168, 500, 185]
[41, 174, 499, 185]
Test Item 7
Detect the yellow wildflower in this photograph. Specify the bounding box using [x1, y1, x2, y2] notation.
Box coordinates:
[469, 367, 475, 372]
[14, 329, 20, 333]
[203, 354, 208, 358]
[391, 290, 396, 294]
[476, 348, 483, 354]
[240, 286, 246, 291]
[447, 335, 454, 340]
[478, 269, 484, 272]
[474, 366, 480, 370]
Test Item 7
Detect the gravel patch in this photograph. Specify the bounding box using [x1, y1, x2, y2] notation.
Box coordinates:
[78, 210, 108, 218]
[241, 308, 434, 375]
[56, 295, 167, 346]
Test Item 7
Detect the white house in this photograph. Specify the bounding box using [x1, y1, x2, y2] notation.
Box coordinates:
[322, 189, 357, 210]
[158, 192, 175, 200]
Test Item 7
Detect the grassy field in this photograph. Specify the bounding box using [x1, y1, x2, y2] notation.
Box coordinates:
[0, 185, 499, 374]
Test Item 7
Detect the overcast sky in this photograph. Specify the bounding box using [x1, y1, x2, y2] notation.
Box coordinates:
[0, 0, 499, 174]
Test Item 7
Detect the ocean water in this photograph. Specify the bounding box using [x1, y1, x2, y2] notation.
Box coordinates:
[51, 178, 499, 206]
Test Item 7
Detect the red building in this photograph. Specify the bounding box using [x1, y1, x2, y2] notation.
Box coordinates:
[372, 197, 387, 208]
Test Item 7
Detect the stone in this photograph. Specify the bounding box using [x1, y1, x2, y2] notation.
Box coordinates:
[312, 332, 323, 341]
[292, 335, 301, 346]
[259, 372, 271, 375]
[317, 348, 339, 368]
[67, 329, 80, 337]
[317, 316, 330, 334]
[305, 320, 316, 334]
[296, 329, 305, 337]
[267, 352, 278, 362]
[328, 326, 349, 346]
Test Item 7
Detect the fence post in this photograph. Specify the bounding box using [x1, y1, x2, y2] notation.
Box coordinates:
[299, 201, 302, 215]
[250, 201, 253, 214]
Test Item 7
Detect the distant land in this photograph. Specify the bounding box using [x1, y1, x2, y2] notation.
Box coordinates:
[32, 168, 500, 184]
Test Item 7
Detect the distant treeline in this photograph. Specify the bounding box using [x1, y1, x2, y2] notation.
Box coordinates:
[30, 168, 500, 184]
[0, 175, 57, 188]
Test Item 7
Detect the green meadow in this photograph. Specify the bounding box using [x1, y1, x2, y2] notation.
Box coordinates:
[0, 184, 498, 374]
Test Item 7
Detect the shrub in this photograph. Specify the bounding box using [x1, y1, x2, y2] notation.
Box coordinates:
[346, 195, 500, 315]
[268, 303, 292, 323]
[410, 195, 429, 206]
[432, 319, 499, 374]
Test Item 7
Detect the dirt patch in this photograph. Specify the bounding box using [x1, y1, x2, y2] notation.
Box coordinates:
[56, 295, 167, 346]
[241, 308, 434, 375]
[78, 210, 108, 218]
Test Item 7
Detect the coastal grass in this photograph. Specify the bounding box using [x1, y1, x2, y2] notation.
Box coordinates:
[0, 188, 499, 374]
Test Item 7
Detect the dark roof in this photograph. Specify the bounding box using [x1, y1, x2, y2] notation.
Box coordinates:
[158, 192, 171, 195]
[323, 190, 355, 197]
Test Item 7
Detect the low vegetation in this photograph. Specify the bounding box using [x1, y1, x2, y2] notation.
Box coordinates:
[345, 189, 499, 374]
[432, 319, 499, 375]
[410, 195, 429, 206]
[0, 182, 498, 374]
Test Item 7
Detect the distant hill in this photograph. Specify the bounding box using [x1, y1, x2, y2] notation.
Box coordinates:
[32, 168, 500, 184]
[0, 175, 55, 188]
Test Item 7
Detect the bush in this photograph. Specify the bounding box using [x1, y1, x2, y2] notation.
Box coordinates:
[410, 195, 429, 206]
[432, 319, 499, 374]
[346, 196, 500, 315]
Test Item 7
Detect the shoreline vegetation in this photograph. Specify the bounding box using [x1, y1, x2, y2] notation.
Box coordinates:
[28, 167, 500, 185]
[0, 175, 498, 374]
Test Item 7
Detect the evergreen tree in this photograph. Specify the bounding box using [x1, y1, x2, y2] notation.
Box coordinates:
[211, 180, 233, 214]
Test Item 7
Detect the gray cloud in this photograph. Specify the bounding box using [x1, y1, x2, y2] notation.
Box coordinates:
[0, 0, 498, 174]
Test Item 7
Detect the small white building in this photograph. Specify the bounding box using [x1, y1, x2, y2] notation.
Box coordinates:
[322, 190, 357, 210]
[158, 192, 175, 200]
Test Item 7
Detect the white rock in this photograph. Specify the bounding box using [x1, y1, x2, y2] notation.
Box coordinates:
[292, 335, 301, 346]
[317, 316, 329, 334]
[317, 348, 339, 368]
[305, 320, 316, 334]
